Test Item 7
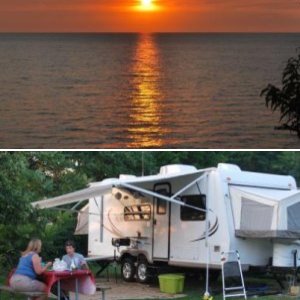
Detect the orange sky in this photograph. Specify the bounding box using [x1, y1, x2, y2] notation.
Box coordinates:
[1, 0, 300, 32]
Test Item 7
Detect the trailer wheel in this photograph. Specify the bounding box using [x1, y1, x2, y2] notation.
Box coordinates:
[121, 257, 136, 282]
[136, 260, 149, 283]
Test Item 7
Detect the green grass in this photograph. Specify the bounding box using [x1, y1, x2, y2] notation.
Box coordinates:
[128, 272, 297, 300]
[172, 292, 293, 300]
[166, 295, 292, 300]
[166, 276, 292, 300]
[0, 274, 23, 299]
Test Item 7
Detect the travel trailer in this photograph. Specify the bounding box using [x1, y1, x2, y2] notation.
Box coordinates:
[32, 163, 300, 284]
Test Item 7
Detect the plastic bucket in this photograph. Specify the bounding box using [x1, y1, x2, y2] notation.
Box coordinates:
[158, 274, 185, 294]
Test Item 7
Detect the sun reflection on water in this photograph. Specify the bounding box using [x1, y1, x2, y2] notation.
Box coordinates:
[128, 34, 166, 148]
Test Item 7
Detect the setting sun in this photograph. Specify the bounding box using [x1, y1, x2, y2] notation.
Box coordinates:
[142, 0, 152, 8]
[137, 0, 157, 11]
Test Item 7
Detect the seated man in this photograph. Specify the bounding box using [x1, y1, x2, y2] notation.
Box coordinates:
[62, 240, 88, 270]
[57, 240, 89, 300]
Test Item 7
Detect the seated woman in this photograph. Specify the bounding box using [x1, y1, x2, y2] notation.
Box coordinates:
[10, 238, 52, 300]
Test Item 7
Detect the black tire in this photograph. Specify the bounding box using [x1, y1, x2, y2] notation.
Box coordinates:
[121, 257, 136, 282]
[136, 260, 149, 283]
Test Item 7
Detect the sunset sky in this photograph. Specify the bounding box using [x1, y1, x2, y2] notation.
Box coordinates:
[1, 0, 300, 32]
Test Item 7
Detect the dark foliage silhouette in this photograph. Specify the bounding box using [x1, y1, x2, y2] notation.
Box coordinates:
[261, 52, 300, 137]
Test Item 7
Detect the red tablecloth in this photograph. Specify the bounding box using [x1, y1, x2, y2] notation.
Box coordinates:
[42, 270, 96, 295]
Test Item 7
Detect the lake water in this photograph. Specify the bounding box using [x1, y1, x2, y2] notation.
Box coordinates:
[1, 33, 300, 149]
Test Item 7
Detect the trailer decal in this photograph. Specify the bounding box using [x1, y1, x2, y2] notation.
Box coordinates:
[190, 217, 219, 242]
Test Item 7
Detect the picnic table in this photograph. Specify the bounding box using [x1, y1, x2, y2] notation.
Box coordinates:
[42, 269, 96, 299]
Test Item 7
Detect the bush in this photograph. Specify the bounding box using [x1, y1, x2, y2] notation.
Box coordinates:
[0, 152, 88, 271]
[261, 52, 300, 136]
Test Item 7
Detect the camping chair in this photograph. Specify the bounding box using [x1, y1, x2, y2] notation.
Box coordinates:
[221, 250, 247, 300]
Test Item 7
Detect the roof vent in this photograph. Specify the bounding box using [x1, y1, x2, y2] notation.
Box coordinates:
[159, 164, 197, 175]
[119, 174, 137, 180]
[218, 163, 241, 173]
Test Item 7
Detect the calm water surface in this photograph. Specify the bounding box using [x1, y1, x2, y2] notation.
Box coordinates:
[1, 33, 300, 148]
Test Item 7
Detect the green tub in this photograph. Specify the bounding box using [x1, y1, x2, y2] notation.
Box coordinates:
[158, 274, 185, 294]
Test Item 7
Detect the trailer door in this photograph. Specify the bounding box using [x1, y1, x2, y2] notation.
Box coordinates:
[153, 183, 171, 260]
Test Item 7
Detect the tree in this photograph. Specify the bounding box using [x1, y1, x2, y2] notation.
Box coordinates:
[261, 52, 300, 136]
[0, 152, 45, 267]
[0, 152, 88, 269]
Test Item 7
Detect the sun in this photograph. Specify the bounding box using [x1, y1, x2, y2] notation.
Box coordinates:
[141, 0, 152, 8]
[138, 0, 157, 11]
[132, 0, 160, 12]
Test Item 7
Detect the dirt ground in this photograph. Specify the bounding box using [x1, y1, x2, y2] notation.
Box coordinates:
[69, 279, 186, 300]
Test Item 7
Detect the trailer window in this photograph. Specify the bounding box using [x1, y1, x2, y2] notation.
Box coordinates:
[155, 188, 169, 215]
[124, 205, 151, 221]
[180, 195, 206, 221]
[157, 199, 167, 215]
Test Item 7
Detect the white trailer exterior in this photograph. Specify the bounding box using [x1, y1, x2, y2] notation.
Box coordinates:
[33, 163, 300, 283]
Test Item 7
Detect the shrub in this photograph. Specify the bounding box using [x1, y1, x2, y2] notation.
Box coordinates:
[261, 52, 300, 136]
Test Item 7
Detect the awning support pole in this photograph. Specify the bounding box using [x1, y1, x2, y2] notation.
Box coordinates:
[171, 174, 206, 200]
[204, 174, 210, 299]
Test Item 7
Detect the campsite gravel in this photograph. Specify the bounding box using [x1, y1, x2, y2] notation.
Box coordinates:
[69, 279, 185, 300]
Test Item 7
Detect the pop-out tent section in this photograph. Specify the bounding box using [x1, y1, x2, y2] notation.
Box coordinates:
[230, 186, 300, 239]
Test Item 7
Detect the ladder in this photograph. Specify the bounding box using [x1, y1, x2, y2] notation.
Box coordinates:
[221, 250, 247, 300]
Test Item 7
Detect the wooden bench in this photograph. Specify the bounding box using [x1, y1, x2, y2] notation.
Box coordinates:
[0, 284, 47, 299]
[96, 286, 111, 300]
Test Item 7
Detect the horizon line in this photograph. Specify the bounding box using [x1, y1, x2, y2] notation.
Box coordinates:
[1, 31, 300, 34]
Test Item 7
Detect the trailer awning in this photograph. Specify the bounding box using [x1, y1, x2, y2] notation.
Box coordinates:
[32, 181, 115, 209]
[32, 168, 212, 209]
[74, 203, 89, 235]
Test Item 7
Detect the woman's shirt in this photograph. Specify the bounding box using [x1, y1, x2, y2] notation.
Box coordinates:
[14, 252, 37, 279]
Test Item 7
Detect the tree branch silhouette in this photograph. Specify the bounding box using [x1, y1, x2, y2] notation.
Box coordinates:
[261, 51, 300, 137]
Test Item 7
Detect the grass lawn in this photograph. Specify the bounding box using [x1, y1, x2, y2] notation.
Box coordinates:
[0, 274, 23, 299]
[168, 274, 294, 300]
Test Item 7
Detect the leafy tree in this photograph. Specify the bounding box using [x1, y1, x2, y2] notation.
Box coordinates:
[73, 152, 146, 180]
[271, 151, 300, 183]
[0, 152, 45, 267]
[28, 152, 88, 196]
[0, 152, 88, 269]
[261, 52, 300, 136]
[223, 152, 281, 173]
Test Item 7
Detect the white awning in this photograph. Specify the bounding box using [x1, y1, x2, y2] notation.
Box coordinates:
[74, 204, 89, 235]
[32, 168, 213, 209]
[32, 181, 115, 209]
